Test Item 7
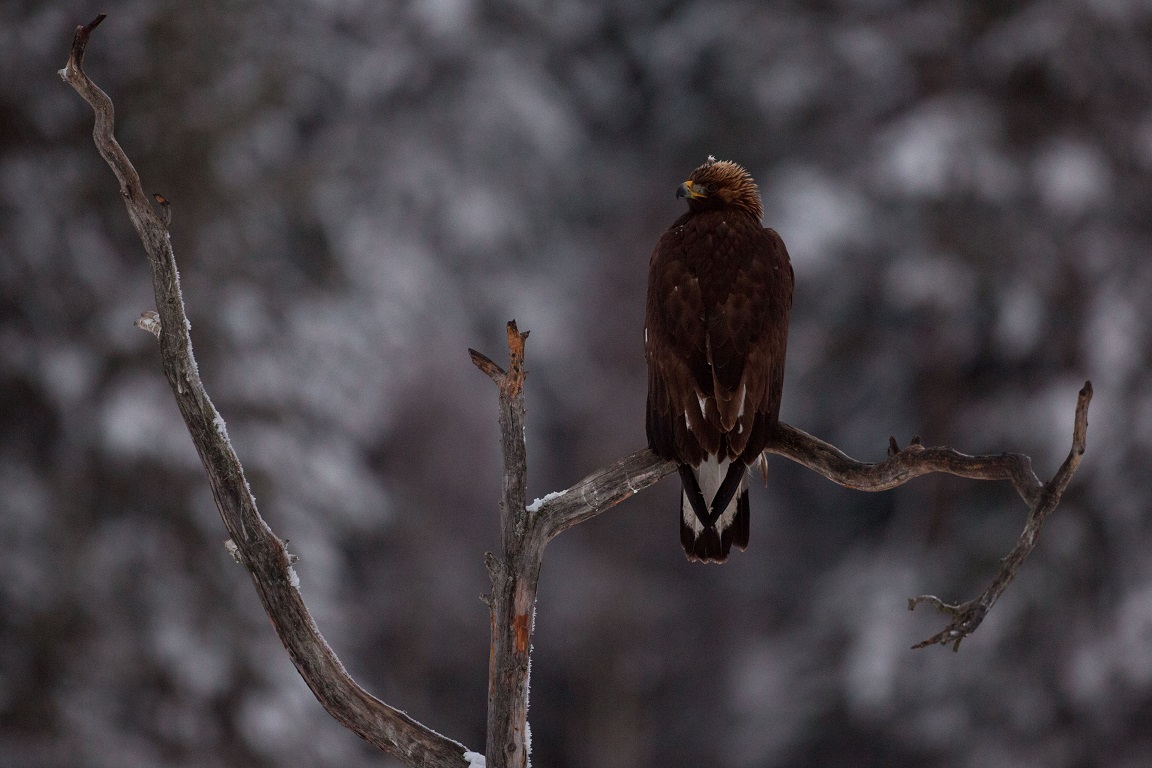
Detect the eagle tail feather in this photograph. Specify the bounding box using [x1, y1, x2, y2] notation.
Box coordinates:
[679, 458, 749, 563]
[711, 460, 746, 518]
[677, 463, 711, 524]
[732, 488, 750, 550]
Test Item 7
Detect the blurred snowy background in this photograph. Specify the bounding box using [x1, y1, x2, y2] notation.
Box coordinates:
[2, 0, 1150, 766]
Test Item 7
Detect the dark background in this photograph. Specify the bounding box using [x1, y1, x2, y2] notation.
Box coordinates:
[2, 1, 1149, 766]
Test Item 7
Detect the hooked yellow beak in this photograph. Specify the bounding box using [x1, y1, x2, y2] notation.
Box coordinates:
[676, 180, 707, 200]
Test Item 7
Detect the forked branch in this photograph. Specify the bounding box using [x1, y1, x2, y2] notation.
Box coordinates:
[481, 333, 1090, 653]
[468, 325, 535, 768]
[766, 387, 1091, 649]
[468, 333, 1088, 767]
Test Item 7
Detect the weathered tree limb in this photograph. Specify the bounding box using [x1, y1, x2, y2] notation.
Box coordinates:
[60, 16, 471, 767]
[903, 382, 1091, 650]
[468, 338, 675, 767]
[764, 391, 1091, 649]
[482, 339, 1091, 652]
[468, 326, 534, 768]
[469, 323, 1088, 756]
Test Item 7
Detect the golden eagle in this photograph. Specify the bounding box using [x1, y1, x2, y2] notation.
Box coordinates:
[645, 157, 794, 562]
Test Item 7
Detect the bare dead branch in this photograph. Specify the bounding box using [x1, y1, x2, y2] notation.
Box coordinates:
[468, 348, 506, 383]
[907, 381, 1092, 650]
[471, 333, 1092, 763]
[767, 423, 1045, 506]
[470, 321, 534, 768]
[61, 18, 470, 767]
[539, 448, 677, 539]
[508, 377, 1091, 652]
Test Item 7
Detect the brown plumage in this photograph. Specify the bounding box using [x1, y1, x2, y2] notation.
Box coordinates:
[645, 156, 793, 562]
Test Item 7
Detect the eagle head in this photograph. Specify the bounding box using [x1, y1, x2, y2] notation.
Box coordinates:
[676, 155, 763, 219]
